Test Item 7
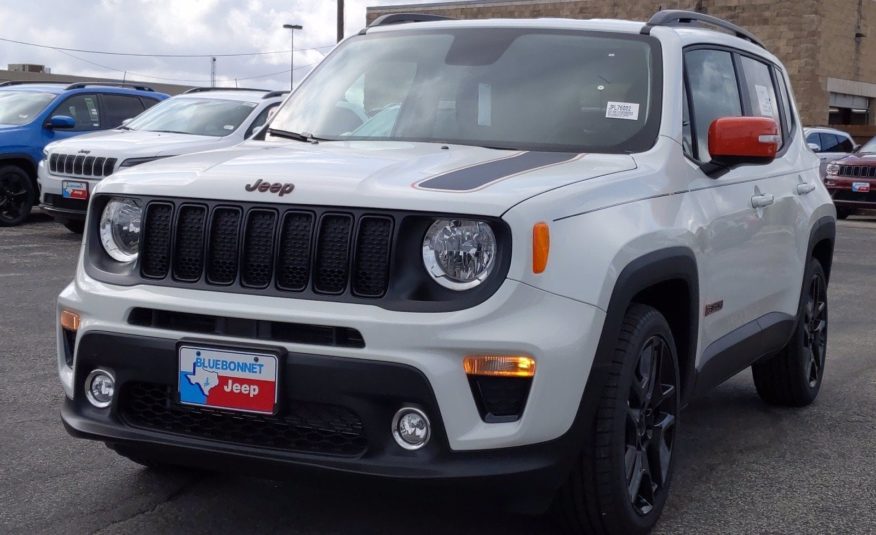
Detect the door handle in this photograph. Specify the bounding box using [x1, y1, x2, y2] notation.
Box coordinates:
[796, 183, 816, 195]
[751, 193, 774, 208]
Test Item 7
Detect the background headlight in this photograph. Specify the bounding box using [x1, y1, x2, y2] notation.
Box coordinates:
[825, 162, 840, 177]
[422, 219, 496, 290]
[99, 198, 142, 262]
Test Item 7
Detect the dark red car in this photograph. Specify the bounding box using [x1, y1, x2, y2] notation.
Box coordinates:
[825, 138, 876, 218]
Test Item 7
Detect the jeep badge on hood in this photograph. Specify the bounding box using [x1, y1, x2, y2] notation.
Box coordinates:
[245, 179, 294, 196]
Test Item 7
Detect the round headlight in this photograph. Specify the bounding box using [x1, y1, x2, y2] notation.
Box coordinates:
[825, 162, 840, 177]
[99, 198, 142, 262]
[422, 219, 497, 290]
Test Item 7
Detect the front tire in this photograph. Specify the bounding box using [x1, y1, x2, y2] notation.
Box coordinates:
[557, 304, 680, 534]
[0, 165, 34, 227]
[63, 220, 85, 234]
[752, 258, 828, 406]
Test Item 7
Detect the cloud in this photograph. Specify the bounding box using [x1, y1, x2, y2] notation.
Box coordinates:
[0, 0, 435, 89]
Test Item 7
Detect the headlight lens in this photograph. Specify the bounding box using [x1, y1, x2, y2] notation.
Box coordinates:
[99, 198, 142, 262]
[119, 156, 169, 168]
[825, 162, 840, 177]
[422, 219, 497, 290]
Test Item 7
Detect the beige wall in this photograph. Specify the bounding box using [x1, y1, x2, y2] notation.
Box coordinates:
[368, 0, 876, 126]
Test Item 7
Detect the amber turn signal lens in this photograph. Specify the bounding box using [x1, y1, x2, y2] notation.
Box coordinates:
[532, 222, 550, 274]
[60, 310, 80, 332]
[464, 355, 536, 378]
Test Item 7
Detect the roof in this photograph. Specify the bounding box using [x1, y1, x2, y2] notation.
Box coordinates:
[0, 82, 69, 94]
[170, 89, 283, 103]
[0, 81, 166, 97]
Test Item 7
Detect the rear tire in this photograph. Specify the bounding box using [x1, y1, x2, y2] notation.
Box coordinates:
[0, 165, 34, 227]
[752, 258, 828, 406]
[556, 304, 680, 534]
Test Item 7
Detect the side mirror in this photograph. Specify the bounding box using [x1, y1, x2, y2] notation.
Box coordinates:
[46, 115, 76, 129]
[807, 142, 822, 153]
[703, 117, 779, 177]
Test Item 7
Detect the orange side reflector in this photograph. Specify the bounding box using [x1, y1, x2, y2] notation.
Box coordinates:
[464, 355, 536, 378]
[532, 222, 550, 274]
[60, 310, 80, 332]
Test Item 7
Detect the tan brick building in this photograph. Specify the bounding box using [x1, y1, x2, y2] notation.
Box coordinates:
[368, 0, 876, 133]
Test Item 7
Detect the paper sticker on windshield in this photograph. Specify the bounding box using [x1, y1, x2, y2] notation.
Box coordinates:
[606, 101, 640, 121]
[754, 85, 775, 117]
[224, 125, 234, 130]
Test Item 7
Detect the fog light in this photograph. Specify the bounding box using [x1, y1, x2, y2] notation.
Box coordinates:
[84, 369, 115, 408]
[392, 407, 431, 450]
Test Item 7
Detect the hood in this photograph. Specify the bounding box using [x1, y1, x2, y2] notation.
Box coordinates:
[46, 129, 224, 158]
[834, 152, 876, 166]
[97, 140, 637, 216]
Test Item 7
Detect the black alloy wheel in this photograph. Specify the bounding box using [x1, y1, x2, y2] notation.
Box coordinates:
[625, 334, 678, 516]
[0, 166, 34, 226]
[803, 267, 828, 388]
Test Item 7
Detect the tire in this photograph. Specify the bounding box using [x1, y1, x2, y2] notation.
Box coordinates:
[63, 220, 85, 234]
[0, 165, 35, 227]
[752, 258, 828, 407]
[556, 304, 681, 535]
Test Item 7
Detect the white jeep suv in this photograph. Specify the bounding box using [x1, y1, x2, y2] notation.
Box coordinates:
[57, 11, 835, 534]
[39, 88, 286, 232]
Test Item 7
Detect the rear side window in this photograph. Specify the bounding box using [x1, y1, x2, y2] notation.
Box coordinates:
[685, 49, 742, 161]
[818, 133, 842, 152]
[739, 56, 782, 146]
[836, 135, 854, 152]
[141, 97, 160, 110]
[102, 94, 146, 127]
[55, 94, 101, 130]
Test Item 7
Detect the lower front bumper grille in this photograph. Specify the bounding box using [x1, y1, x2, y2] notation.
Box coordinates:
[120, 382, 368, 457]
[43, 193, 87, 212]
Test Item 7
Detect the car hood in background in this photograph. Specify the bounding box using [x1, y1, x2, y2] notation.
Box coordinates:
[46, 129, 227, 158]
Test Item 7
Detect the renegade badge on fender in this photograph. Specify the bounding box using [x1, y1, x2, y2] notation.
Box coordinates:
[57, 11, 835, 534]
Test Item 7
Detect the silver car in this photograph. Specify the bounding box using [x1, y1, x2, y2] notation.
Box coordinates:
[804, 126, 857, 178]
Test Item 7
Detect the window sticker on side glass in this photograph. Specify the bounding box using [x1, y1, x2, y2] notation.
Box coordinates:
[754, 85, 774, 117]
[605, 101, 640, 121]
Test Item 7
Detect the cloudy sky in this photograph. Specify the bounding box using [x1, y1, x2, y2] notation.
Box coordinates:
[0, 0, 433, 89]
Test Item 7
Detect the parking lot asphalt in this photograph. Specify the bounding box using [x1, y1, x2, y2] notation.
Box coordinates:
[1, 210, 875, 534]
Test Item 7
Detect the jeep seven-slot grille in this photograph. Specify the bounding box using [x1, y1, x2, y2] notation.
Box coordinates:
[49, 153, 117, 177]
[837, 165, 876, 178]
[140, 202, 394, 298]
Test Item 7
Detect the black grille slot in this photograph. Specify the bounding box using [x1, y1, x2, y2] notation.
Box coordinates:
[94, 157, 107, 176]
[141, 203, 173, 278]
[104, 158, 117, 176]
[49, 154, 59, 173]
[120, 382, 367, 456]
[173, 206, 207, 281]
[206, 208, 241, 285]
[83, 156, 95, 176]
[352, 216, 393, 297]
[468, 376, 533, 423]
[73, 155, 85, 175]
[314, 214, 352, 294]
[241, 210, 277, 288]
[276, 211, 314, 291]
[64, 154, 74, 174]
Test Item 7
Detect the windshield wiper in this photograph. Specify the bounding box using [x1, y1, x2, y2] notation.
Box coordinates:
[267, 128, 325, 143]
[151, 129, 190, 135]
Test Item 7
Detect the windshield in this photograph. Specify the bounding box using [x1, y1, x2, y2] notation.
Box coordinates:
[125, 97, 258, 136]
[858, 138, 876, 153]
[0, 91, 56, 125]
[269, 29, 661, 153]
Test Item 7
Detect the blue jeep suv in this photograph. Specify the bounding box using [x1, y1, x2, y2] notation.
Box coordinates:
[0, 81, 168, 226]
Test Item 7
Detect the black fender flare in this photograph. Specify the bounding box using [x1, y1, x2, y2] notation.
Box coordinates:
[806, 215, 836, 283]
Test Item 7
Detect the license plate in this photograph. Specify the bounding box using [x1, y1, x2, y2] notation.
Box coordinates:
[852, 182, 871, 193]
[62, 180, 89, 200]
[178, 345, 279, 415]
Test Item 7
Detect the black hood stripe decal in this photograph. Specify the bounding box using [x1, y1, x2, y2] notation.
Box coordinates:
[415, 151, 582, 192]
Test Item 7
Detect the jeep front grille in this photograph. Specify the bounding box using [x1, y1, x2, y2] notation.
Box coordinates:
[837, 165, 876, 178]
[139, 201, 394, 299]
[48, 153, 118, 177]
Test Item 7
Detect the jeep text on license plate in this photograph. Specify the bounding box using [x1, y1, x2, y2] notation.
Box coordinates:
[62, 180, 88, 200]
[178, 346, 279, 415]
[852, 182, 871, 193]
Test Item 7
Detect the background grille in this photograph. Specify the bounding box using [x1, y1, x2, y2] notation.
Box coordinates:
[139, 201, 394, 299]
[838, 165, 876, 178]
[120, 382, 368, 456]
[49, 153, 117, 177]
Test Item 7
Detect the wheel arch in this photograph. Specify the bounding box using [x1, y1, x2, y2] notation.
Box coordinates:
[0, 154, 38, 184]
[807, 216, 836, 283]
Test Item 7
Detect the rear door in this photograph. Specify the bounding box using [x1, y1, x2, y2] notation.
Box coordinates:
[100, 94, 146, 128]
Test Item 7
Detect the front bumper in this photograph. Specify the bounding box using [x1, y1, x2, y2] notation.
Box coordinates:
[826, 178, 876, 208]
[37, 160, 94, 222]
[62, 331, 580, 489]
[58, 269, 605, 453]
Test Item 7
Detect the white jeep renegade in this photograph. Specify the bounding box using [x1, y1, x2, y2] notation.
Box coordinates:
[57, 10, 836, 533]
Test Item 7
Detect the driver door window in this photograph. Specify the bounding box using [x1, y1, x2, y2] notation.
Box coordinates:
[55, 94, 101, 131]
[684, 49, 743, 162]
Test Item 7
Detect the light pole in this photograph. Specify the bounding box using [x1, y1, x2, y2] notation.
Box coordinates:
[283, 23, 302, 90]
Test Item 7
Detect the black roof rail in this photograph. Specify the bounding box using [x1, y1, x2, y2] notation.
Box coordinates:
[642, 9, 765, 49]
[66, 82, 155, 92]
[263, 90, 289, 99]
[0, 80, 68, 87]
[184, 86, 270, 94]
[367, 13, 454, 29]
